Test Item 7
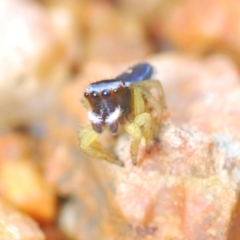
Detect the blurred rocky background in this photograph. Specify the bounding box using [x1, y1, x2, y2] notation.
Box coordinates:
[1, 0, 240, 239]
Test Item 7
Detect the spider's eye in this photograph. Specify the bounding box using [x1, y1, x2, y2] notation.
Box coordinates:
[91, 91, 99, 99]
[84, 92, 89, 98]
[113, 88, 119, 94]
[101, 89, 111, 99]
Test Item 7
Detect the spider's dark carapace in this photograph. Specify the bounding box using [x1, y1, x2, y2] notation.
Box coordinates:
[84, 63, 154, 134]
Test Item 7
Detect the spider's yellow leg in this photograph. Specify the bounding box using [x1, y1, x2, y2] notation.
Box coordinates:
[132, 87, 152, 151]
[124, 122, 141, 165]
[78, 125, 124, 166]
[134, 112, 152, 152]
[124, 112, 152, 165]
[133, 80, 166, 139]
[81, 97, 92, 110]
[134, 79, 166, 108]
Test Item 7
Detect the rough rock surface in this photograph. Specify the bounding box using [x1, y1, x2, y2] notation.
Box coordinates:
[113, 54, 240, 239]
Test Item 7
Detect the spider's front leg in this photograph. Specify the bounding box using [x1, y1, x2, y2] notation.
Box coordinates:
[124, 113, 151, 165]
[124, 87, 152, 165]
[133, 80, 166, 140]
[78, 125, 124, 166]
[79, 97, 124, 166]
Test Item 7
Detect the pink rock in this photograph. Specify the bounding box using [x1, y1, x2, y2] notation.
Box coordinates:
[0, 0, 76, 129]
[112, 54, 240, 239]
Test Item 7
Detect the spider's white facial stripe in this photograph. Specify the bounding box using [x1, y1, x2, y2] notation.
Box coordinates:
[88, 111, 102, 124]
[105, 106, 121, 125]
[85, 81, 124, 93]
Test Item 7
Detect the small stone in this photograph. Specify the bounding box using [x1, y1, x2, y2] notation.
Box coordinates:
[0, 132, 56, 224]
[0, 0, 74, 129]
[153, 0, 240, 62]
[0, 199, 45, 240]
[0, 160, 56, 224]
[81, 1, 152, 62]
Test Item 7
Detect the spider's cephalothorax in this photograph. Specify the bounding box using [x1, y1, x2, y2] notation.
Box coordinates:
[84, 79, 132, 134]
[79, 63, 166, 166]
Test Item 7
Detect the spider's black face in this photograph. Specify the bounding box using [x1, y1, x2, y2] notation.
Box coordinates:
[84, 82, 132, 134]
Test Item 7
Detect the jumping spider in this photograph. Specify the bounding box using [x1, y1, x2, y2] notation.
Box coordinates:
[78, 63, 166, 166]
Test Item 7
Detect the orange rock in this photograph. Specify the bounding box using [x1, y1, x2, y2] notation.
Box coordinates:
[0, 160, 56, 224]
[81, 1, 153, 63]
[0, 199, 45, 240]
[153, 0, 240, 63]
[0, 132, 56, 224]
[0, 131, 33, 161]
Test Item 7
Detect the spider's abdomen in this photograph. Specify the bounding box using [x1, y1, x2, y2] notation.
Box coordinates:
[115, 62, 153, 85]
